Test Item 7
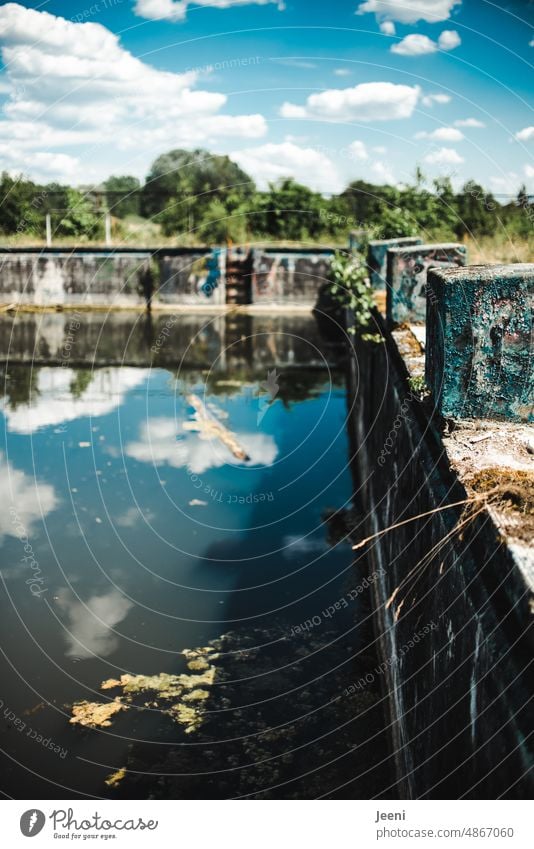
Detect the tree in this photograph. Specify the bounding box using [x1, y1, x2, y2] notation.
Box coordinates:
[104, 175, 141, 217]
[141, 148, 254, 226]
[455, 180, 498, 237]
[0, 172, 45, 236]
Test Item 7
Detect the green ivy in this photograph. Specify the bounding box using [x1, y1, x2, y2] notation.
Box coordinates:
[328, 250, 382, 342]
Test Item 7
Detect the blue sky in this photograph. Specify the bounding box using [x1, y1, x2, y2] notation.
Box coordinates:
[0, 0, 533, 195]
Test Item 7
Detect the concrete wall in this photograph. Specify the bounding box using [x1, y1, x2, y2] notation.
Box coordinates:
[346, 261, 534, 798]
[251, 250, 333, 305]
[156, 249, 225, 305]
[0, 252, 152, 306]
[0, 248, 334, 307]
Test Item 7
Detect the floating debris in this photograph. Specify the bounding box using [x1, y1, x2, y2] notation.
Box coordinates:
[69, 698, 126, 728]
[185, 394, 250, 462]
[105, 767, 127, 788]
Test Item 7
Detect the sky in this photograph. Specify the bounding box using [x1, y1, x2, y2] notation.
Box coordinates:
[0, 0, 533, 196]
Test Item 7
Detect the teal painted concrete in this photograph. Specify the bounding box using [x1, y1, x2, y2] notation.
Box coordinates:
[367, 237, 422, 290]
[387, 243, 467, 325]
[426, 264, 534, 422]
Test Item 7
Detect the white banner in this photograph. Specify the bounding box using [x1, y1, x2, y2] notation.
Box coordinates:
[1, 800, 532, 848]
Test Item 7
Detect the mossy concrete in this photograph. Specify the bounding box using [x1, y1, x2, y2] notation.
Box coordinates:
[426, 264, 534, 422]
[367, 237, 422, 290]
[386, 243, 467, 325]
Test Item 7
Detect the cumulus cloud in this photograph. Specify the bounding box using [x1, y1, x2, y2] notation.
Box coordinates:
[422, 92, 451, 106]
[416, 127, 464, 141]
[126, 416, 278, 474]
[1, 368, 147, 434]
[515, 127, 534, 142]
[135, 0, 284, 22]
[391, 34, 438, 55]
[438, 29, 461, 49]
[455, 118, 485, 127]
[356, 0, 461, 24]
[348, 140, 368, 160]
[55, 588, 133, 659]
[424, 146, 464, 165]
[0, 3, 267, 182]
[391, 29, 460, 55]
[0, 453, 58, 545]
[280, 81, 420, 123]
[379, 20, 396, 34]
[231, 142, 344, 192]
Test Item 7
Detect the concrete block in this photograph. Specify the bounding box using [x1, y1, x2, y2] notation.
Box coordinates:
[367, 237, 422, 290]
[387, 243, 467, 325]
[426, 264, 534, 422]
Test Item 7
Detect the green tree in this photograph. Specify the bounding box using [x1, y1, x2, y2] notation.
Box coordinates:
[141, 148, 254, 229]
[104, 175, 141, 217]
[455, 180, 498, 237]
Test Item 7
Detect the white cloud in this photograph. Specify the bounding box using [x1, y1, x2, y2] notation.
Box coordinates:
[392, 34, 438, 55]
[0, 3, 267, 183]
[0, 453, 58, 545]
[356, 0, 461, 24]
[1, 368, 147, 434]
[455, 118, 485, 127]
[348, 140, 368, 160]
[525, 164, 534, 178]
[134, 0, 284, 22]
[231, 141, 344, 192]
[280, 81, 420, 123]
[126, 416, 278, 474]
[334, 68, 352, 76]
[373, 145, 387, 153]
[416, 127, 464, 141]
[379, 20, 396, 34]
[369, 159, 396, 183]
[422, 92, 451, 106]
[438, 29, 461, 50]
[55, 588, 133, 659]
[424, 146, 464, 165]
[391, 29, 460, 55]
[515, 126, 534, 142]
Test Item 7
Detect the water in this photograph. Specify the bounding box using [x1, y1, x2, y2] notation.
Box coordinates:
[0, 311, 394, 799]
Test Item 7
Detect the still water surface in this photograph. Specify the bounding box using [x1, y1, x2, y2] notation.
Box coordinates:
[0, 312, 393, 799]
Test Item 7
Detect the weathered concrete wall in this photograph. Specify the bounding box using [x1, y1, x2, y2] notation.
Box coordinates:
[252, 250, 333, 304]
[0, 252, 152, 306]
[347, 322, 533, 798]
[426, 264, 534, 423]
[0, 248, 335, 306]
[386, 243, 467, 325]
[367, 237, 422, 290]
[156, 249, 225, 305]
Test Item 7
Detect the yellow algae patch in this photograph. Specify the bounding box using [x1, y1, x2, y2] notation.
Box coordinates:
[186, 658, 210, 671]
[101, 678, 122, 690]
[105, 767, 127, 788]
[70, 698, 126, 728]
[169, 703, 204, 733]
[182, 689, 210, 702]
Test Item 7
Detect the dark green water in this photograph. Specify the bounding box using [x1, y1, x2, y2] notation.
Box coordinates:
[0, 311, 394, 799]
